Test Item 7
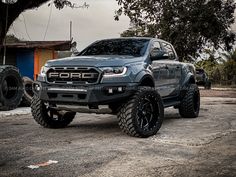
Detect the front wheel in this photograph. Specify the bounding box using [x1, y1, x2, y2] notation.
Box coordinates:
[179, 84, 200, 118]
[117, 87, 164, 138]
[31, 95, 76, 128]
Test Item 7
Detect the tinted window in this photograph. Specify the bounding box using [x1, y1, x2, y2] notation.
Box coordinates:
[80, 39, 150, 57]
[162, 43, 176, 60]
[151, 41, 161, 51]
[196, 69, 205, 74]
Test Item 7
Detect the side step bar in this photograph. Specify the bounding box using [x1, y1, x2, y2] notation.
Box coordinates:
[163, 100, 181, 108]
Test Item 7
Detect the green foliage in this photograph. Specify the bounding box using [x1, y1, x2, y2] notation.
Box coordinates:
[195, 49, 236, 85]
[5, 34, 20, 43]
[221, 51, 236, 84]
[116, 0, 236, 61]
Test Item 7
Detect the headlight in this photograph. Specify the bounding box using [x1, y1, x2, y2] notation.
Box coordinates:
[40, 66, 50, 77]
[100, 67, 127, 77]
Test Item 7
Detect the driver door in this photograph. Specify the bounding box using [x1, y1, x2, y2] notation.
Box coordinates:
[161, 42, 182, 97]
[150, 41, 170, 97]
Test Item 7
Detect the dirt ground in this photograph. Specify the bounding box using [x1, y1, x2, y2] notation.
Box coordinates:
[0, 91, 236, 177]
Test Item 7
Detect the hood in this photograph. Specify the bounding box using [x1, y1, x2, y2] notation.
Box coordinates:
[46, 55, 143, 67]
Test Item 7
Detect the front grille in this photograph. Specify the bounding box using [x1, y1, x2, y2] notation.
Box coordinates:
[46, 67, 100, 84]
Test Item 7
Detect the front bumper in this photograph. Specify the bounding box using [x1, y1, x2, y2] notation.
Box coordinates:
[33, 82, 138, 105]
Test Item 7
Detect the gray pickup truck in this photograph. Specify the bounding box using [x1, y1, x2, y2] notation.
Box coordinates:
[31, 37, 200, 138]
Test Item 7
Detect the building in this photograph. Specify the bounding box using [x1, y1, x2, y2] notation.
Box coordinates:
[0, 40, 71, 80]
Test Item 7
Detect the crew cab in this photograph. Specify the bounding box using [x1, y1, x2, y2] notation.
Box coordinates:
[31, 38, 200, 138]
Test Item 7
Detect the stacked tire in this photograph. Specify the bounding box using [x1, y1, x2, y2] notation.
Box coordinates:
[0, 65, 23, 111]
[21, 76, 34, 107]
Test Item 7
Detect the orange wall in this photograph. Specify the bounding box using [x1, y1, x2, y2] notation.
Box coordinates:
[34, 49, 56, 80]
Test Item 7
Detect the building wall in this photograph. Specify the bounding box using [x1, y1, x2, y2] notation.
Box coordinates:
[16, 49, 34, 79]
[0, 48, 57, 80]
[0, 49, 17, 66]
[34, 49, 55, 80]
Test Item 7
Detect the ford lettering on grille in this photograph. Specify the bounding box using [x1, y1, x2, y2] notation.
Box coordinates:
[48, 73, 98, 79]
[47, 68, 99, 84]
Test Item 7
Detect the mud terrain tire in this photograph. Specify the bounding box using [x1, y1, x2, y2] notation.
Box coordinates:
[117, 87, 164, 138]
[0, 65, 23, 111]
[204, 81, 211, 90]
[21, 77, 34, 107]
[31, 95, 76, 128]
[179, 84, 200, 118]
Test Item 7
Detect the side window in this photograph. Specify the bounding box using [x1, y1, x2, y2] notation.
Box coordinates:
[162, 43, 176, 60]
[151, 41, 161, 52]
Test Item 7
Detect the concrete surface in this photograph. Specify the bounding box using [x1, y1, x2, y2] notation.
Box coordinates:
[0, 97, 235, 177]
[0, 107, 30, 118]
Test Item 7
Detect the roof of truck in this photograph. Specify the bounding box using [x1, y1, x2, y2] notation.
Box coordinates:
[96, 37, 168, 43]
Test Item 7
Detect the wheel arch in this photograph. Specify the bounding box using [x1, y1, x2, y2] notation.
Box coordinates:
[139, 75, 155, 87]
[182, 73, 196, 88]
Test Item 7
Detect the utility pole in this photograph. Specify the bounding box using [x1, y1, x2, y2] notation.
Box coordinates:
[3, 3, 9, 65]
[2, 0, 18, 65]
[70, 21, 72, 41]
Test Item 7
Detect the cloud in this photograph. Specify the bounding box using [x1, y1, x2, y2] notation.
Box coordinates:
[9, 0, 236, 51]
[8, 0, 130, 50]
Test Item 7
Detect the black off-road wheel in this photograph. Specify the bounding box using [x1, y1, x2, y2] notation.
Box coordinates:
[21, 76, 34, 107]
[0, 65, 23, 111]
[31, 95, 76, 128]
[117, 87, 164, 138]
[179, 84, 200, 118]
[204, 81, 211, 90]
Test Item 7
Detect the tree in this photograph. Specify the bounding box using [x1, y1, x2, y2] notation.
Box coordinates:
[5, 34, 20, 43]
[222, 49, 236, 83]
[116, 0, 236, 61]
[0, 0, 87, 45]
[195, 49, 236, 85]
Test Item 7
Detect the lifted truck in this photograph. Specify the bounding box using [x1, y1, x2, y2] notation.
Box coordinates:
[31, 37, 200, 138]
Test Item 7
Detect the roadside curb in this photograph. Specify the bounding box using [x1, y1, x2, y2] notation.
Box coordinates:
[0, 107, 31, 118]
[211, 88, 236, 91]
[199, 87, 236, 91]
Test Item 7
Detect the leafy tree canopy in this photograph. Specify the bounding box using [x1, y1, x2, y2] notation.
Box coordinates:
[5, 34, 20, 43]
[116, 0, 236, 61]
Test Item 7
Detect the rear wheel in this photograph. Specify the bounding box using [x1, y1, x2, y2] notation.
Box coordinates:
[117, 87, 164, 138]
[204, 81, 211, 90]
[31, 95, 76, 128]
[179, 84, 200, 118]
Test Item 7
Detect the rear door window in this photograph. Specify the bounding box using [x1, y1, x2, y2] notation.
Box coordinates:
[162, 43, 176, 60]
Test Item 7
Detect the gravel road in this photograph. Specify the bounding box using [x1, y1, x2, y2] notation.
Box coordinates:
[0, 96, 236, 177]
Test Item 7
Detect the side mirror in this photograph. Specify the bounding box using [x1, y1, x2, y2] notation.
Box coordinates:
[150, 50, 169, 60]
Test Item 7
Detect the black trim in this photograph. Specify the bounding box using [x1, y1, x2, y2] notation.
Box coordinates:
[34, 82, 139, 105]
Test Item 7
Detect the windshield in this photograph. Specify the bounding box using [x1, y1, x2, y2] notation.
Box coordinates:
[80, 39, 150, 57]
[196, 69, 204, 74]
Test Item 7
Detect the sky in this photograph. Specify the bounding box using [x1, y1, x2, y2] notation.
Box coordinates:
[7, 0, 236, 51]
[8, 0, 130, 50]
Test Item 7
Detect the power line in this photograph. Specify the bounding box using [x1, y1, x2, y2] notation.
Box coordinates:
[43, 1, 53, 40]
[21, 14, 32, 40]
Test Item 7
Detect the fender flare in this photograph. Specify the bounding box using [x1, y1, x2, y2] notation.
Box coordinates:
[182, 72, 196, 88]
[134, 71, 155, 87]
